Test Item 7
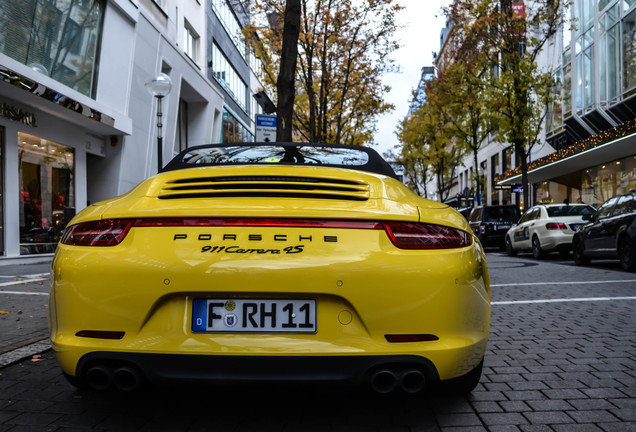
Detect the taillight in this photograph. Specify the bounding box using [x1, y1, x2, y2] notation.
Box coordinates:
[61, 219, 134, 246]
[382, 222, 472, 249]
[60, 218, 472, 250]
[546, 222, 567, 230]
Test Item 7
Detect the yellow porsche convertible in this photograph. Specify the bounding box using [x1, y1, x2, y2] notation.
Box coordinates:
[49, 143, 490, 394]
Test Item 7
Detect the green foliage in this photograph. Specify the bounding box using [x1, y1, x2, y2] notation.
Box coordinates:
[397, 0, 568, 206]
[397, 77, 463, 202]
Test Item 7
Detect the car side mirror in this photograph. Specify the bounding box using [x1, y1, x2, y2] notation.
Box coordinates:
[582, 214, 592, 221]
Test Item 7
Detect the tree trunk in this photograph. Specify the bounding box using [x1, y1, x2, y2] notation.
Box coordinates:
[473, 149, 480, 206]
[276, 0, 301, 142]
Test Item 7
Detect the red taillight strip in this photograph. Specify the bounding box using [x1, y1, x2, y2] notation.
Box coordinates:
[62, 218, 473, 250]
[132, 217, 383, 230]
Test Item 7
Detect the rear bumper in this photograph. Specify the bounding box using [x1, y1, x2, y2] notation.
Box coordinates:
[75, 352, 441, 386]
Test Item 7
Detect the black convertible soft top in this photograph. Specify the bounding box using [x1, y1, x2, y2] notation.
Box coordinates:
[161, 142, 398, 179]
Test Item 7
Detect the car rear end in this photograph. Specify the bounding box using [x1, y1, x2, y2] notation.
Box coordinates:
[49, 165, 490, 393]
[537, 205, 595, 252]
[478, 206, 520, 248]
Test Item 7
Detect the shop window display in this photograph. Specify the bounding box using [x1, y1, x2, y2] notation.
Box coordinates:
[19, 133, 74, 254]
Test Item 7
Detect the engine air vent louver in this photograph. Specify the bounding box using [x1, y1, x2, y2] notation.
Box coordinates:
[158, 175, 370, 201]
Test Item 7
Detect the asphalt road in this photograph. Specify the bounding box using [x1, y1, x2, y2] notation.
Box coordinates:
[0, 253, 635, 431]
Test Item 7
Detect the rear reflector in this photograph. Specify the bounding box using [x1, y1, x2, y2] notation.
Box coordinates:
[75, 330, 125, 340]
[385, 334, 439, 343]
[61, 218, 472, 250]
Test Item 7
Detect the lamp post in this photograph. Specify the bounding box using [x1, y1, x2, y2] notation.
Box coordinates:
[146, 73, 172, 171]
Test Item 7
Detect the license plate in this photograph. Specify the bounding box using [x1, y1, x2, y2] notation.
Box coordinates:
[192, 298, 316, 333]
[496, 225, 510, 230]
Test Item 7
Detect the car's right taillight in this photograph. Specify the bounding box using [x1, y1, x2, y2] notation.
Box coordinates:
[61, 219, 134, 246]
[382, 222, 473, 250]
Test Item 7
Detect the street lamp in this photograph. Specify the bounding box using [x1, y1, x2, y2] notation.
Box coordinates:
[146, 73, 172, 171]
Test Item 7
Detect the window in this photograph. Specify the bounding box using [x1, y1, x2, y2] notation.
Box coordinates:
[184, 21, 200, 63]
[211, 0, 247, 61]
[595, 197, 618, 219]
[546, 69, 563, 131]
[575, 28, 594, 111]
[221, 108, 254, 143]
[0, 0, 105, 98]
[18, 133, 74, 255]
[613, 194, 636, 216]
[212, 44, 248, 110]
[177, 99, 188, 152]
[623, 9, 636, 93]
[502, 147, 512, 172]
[599, 5, 621, 104]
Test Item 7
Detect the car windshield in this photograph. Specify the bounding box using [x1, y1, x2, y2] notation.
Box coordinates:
[181, 145, 369, 166]
[546, 205, 595, 217]
[483, 207, 520, 222]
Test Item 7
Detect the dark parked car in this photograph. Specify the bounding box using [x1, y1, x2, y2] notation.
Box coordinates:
[468, 205, 521, 249]
[572, 192, 636, 271]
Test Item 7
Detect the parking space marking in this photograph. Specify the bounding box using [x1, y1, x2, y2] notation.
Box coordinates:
[492, 296, 636, 305]
[0, 273, 50, 279]
[0, 291, 48, 296]
[492, 279, 636, 287]
[0, 277, 49, 287]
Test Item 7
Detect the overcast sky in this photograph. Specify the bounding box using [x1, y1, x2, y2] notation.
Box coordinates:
[372, 0, 451, 156]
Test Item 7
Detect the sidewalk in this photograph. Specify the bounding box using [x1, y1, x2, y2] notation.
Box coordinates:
[0, 257, 53, 368]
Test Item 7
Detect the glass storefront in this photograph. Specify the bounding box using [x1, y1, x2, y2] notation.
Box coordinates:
[535, 181, 581, 205]
[18, 132, 74, 255]
[221, 108, 254, 143]
[0, 0, 106, 98]
[579, 155, 636, 207]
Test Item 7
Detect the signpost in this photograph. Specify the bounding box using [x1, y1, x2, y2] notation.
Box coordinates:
[255, 114, 277, 142]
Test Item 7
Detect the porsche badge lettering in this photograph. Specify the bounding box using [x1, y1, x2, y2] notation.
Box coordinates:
[173, 233, 338, 242]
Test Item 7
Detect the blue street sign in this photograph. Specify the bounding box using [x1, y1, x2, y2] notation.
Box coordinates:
[256, 114, 277, 128]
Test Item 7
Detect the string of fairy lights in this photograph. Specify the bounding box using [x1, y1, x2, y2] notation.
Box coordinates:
[495, 118, 636, 183]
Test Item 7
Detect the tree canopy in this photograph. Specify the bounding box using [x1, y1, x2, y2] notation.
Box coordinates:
[245, 0, 401, 145]
[397, 0, 567, 206]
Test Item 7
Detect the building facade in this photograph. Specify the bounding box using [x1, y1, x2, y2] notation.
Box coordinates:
[442, 0, 636, 212]
[0, 0, 270, 259]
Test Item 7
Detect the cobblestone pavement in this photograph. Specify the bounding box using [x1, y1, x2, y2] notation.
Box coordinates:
[0, 262, 51, 358]
[0, 254, 635, 431]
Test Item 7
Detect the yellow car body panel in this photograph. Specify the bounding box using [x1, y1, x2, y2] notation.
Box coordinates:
[49, 152, 489, 393]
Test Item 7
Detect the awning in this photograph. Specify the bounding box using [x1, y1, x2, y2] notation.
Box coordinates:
[498, 131, 636, 185]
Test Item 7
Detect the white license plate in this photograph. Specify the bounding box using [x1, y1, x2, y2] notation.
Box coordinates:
[192, 298, 316, 333]
[496, 225, 511, 230]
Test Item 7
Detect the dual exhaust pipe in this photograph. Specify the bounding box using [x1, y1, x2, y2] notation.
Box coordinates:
[370, 368, 426, 394]
[84, 362, 423, 393]
[85, 363, 143, 391]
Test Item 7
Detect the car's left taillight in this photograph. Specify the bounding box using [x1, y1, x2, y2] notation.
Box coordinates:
[382, 222, 473, 250]
[61, 219, 134, 246]
[546, 222, 568, 230]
